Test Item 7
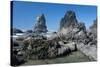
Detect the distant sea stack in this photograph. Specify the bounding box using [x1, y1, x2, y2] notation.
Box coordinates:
[89, 19, 97, 34]
[33, 14, 48, 34]
[11, 28, 23, 35]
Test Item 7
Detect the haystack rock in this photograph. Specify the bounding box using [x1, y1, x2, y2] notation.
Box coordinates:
[33, 14, 48, 34]
[59, 10, 87, 36]
[59, 10, 78, 34]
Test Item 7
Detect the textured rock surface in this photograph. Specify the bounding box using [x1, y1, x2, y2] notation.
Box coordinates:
[33, 14, 48, 34]
[22, 37, 75, 59]
[60, 10, 78, 29]
[59, 10, 78, 34]
[78, 43, 97, 60]
[59, 10, 87, 36]
[89, 19, 97, 39]
[58, 10, 97, 60]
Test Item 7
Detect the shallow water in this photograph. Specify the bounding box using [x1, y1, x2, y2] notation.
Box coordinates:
[21, 51, 94, 66]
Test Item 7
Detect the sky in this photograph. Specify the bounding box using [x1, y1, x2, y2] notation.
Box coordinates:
[12, 1, 97, 31]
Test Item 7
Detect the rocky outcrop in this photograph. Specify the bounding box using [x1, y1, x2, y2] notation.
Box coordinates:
[58, 10, 97, 60]
[59, 11, 87, 43]
[22, 38, 58, 59]
[89, 19, 97, 37]
[86, 19, 97, 46]
[77, 43, 97, 60]
[22, 37, 74, 59]
[12, 28, 23, 34]
[59, 10, 79, 34]
[75, 19, 97, 60]
[33, 14, 48, 34]
[60, 10, 78, 29]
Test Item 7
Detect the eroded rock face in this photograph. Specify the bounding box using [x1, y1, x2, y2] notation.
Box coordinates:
[59, 11, 87, 42]
[87, 19, 97, 46]
[33, 14, 48, 34]
[89, 19, 97, 36]
[59, 10, 87, 37]
[60, 10, 78, 29]
[77, 19, 97, 60]
[59, 11, 78, 34]
[58, 10, 97, 60]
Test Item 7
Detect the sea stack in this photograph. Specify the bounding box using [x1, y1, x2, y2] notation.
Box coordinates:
[33, 14, 48, 34]
[59, 10, 78, 34]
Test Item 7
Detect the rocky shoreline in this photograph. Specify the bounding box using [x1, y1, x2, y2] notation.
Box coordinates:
[11, 10, 97, 66]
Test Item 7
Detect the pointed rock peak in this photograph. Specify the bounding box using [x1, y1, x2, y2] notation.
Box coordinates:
[36, 14, 45, 21]
[64, 10, 76, 19]
[33, 14, 48, 34]
[59, 10, 78, 30]
[41, 14, 45, 17]
[37, 14, 45, 18]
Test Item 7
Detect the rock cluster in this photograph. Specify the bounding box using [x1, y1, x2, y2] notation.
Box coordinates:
[58, 10, 97, 60]
[22, 38, 73, 59]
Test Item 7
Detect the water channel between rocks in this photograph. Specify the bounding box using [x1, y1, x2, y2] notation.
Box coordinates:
[21, 51, 94, 66]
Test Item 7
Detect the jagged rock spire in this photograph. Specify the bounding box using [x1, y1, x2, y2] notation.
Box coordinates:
[60, 10, 78, 30]
[33, 14, 48, 34]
